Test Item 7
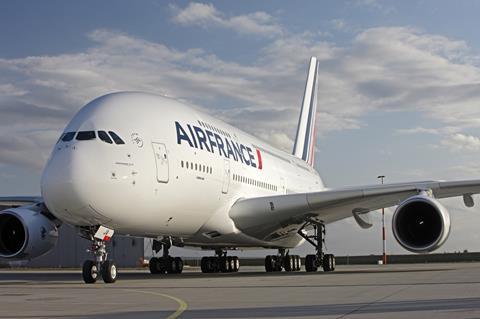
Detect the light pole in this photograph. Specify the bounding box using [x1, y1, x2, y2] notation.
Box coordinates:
[378, 175, 387, 265]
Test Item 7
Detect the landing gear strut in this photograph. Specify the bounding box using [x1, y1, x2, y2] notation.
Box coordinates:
[201, 249, 240, 273]
[81, 226, 117, 284]
[298, 221, 335, 272]
[264, 249, 301, 272]
[149, 238, 184, 274]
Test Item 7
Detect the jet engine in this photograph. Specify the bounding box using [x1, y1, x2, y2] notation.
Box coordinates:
[0, 207, 58, 259]
[392, 194, 451, 253]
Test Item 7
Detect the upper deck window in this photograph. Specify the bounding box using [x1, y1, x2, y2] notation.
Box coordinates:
[108, 131, 125, 145]
[76, 131, 96, 141]
[61, 132, 75, 142]
[98, 131, 113, 144]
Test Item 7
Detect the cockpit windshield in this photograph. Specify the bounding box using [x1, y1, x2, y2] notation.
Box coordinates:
[98, 131, 113, 144]
[76, 131, 96, 140]
[61, 132, 75, 142]
[108, 131, 125, 145]
[57, 130, 125, 145]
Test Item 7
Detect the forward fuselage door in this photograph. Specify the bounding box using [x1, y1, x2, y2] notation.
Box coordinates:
[152, 142, 169, 183]
[221, 159, 230, 194]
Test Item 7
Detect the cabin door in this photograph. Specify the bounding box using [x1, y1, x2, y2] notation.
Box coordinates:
[151, 142, 169, 183]
[221, 159, 230, 194]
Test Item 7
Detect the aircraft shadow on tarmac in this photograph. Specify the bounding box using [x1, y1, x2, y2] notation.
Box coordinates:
[4, 297, 477, 319]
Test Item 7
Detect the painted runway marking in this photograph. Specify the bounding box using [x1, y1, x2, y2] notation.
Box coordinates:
[123, 288, 188, 319]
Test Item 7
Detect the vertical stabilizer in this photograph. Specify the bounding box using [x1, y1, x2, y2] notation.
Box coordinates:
[292, 57, 319, 166]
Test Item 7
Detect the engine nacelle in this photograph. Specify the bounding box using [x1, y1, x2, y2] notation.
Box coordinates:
[0, 207, 58, 259]
[392, 195, 450, 253]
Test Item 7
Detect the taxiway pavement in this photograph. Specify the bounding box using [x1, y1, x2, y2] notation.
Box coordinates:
[1, 262, 480, 318]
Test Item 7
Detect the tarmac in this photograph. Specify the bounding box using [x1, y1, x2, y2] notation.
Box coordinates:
[1, 262, 480, 319]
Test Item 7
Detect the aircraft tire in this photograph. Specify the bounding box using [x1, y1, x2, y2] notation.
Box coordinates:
[82, 260, 98, 284]
[101, 260, 117, 283]
[305, 254, 317, 272]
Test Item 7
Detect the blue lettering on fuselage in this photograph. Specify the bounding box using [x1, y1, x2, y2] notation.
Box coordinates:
[175, 121, 258, 169]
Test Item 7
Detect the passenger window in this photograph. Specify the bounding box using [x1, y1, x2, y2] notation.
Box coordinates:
[76, 131, 96, 140]
[108, 131, 125, 145]
[98, 131, 113, 144]
[181, 161, 184, 168]
[62, 132, 75, 142]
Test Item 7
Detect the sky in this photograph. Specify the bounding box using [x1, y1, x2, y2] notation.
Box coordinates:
[1, 0, 480, 257]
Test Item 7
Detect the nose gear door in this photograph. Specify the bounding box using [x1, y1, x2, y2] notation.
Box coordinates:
[152, 142, 169, 183]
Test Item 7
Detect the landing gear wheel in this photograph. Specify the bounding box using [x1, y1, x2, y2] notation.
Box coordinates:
[201, 256, 216, 273]
[284, 255, 294, 272]
[273, 256, 282, 272]
[227, 256, 234, 272]
[165, 256, 175, 273]
[149, 257, 160, 274]
[295, 255, 301, 271]
[323, 254, 335, 272]
[82, 260, 98, 284]
[101, 260, 117, 283]
[172, 257, 184, 274]
[265, 255, 274, 272]
[200, 256, 208, 273]
[233, 256, 240, 272]
[305, 254, 318, 272]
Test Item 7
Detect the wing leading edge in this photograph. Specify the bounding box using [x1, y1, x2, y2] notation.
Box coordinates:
[0, 196, 43, 210]
[229, 180, 480, 241]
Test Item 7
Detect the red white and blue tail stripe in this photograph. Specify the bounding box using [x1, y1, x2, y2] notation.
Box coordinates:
[292, 57, 319, 167]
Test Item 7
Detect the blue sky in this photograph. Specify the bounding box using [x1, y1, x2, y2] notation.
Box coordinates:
[1, 0, 480, 255]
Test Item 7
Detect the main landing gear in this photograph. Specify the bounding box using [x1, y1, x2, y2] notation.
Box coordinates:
[298, 221, 335, 272]
[264, 249, 302, 272]
[201, 249, 240, 273]
[82, 226, 117, 284]
[149, 238, 184, 274]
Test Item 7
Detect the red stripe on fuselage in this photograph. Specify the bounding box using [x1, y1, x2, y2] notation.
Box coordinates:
[256, 149, 263, 170]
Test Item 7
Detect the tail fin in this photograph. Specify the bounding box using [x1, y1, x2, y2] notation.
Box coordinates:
[292, 57, 319, 166]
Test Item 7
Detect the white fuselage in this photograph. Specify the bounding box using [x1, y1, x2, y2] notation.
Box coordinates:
[41, 92, 325, 249]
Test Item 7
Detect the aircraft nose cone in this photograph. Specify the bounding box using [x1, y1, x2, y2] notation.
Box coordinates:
[41, 146, 110, 225]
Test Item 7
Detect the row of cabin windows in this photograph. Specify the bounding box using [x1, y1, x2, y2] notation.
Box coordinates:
[59, 131, 125, 145]
[233, 173, 277, 191]
[197, 120, 231, 139]
[181, 160, 213, 174]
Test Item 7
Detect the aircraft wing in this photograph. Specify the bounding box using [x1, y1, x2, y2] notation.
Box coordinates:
[229, 180, 480, 241]
[0, 196, 43, 210]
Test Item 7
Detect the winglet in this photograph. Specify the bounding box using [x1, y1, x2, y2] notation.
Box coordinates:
[292, 57, 319, 166]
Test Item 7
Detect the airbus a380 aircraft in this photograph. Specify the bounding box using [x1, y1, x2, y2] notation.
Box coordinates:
[1, 57, 480, 284]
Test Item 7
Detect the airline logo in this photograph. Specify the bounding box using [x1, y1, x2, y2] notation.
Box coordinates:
[175, 121, 262, 169]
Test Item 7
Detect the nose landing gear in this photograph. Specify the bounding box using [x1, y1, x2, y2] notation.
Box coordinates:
[81, 226, 117, 284]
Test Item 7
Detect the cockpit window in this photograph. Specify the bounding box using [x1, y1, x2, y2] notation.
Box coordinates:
[61, 132, 75, 142]
[108, 131, 125, 145]
[98, 131, 113, 144]
[56, 133, 65, 144]
[76, 131, 96, 141]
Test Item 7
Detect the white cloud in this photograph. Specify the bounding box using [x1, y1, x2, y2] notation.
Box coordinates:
[396, 127, 440, 135]
[171, 2, 282, 37]
[441, 133, 480, 152]
[0, 83, 27, 97]
[2, 25, 480, 171]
